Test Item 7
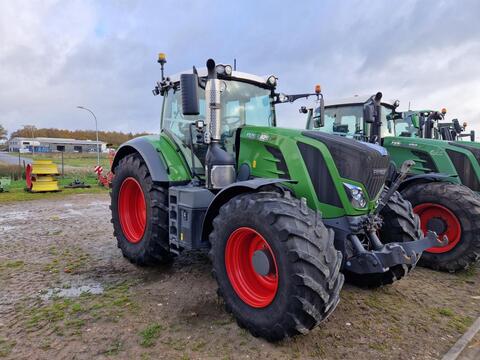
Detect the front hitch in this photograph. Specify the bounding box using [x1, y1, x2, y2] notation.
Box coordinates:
[344, 231, 448, 275]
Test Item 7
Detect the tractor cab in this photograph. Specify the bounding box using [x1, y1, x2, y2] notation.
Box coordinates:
[305, 94, 397, 143]
[389, 108, 474, 142]
[156, 65, 278, 181]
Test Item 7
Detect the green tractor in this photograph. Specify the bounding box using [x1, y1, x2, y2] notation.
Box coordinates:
[306, 93, 480, 272]
[110, 56, 442, 341]
[398, 109, 476, 142]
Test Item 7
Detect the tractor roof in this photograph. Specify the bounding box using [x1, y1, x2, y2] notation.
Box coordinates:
[324, 95, 398, 108]
[168, 68, 273, 86]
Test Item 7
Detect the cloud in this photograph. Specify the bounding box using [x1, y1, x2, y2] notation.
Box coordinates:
[0, 0, 479, 138]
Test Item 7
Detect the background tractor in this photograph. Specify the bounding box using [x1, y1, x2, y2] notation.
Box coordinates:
[399, 109, 476, 142]
[110, 56, 441, 341]
[306, 93, 480, 272]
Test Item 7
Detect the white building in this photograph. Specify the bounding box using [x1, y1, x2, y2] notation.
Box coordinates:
[8, 137, 107, 153]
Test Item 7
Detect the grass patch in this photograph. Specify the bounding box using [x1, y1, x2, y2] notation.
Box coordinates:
[0, 260, 24, 270]
[42, 246, 90, 275]
[0, 338, 16, 357]
[23, 281, 136, 336]
[0, 176, 107, 203]
[20, 152, 111, 169]
[448, 315, 474, 332]
[139, 323, 164, 347]
[457, 265, 477, 280]
[369, 343, 388, 352]
[437, 308, 454, 317]
[364, 292, 384, 310]
[104, 340, 123, 355]
[191, 340, 207, 351]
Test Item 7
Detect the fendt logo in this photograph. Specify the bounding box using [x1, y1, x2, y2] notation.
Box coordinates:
[373, 168, 387, 176]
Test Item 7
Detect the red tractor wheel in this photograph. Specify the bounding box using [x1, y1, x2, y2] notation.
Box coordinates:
[401, 182, 480, 272]
[118, 177, 147, 244]
[210, 189, 343, 341]
[413, 203, 462, 254]
[225, 227, 279, 308]
[110, 153, 172, 266]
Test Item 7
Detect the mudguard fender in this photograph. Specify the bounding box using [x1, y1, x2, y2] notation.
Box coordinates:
[111, 137, 169, 182]
[201, 178, 295, 241]
[398, 173, 456, 192]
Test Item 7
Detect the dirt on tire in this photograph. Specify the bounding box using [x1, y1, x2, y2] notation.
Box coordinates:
[0, 193, 479, 359]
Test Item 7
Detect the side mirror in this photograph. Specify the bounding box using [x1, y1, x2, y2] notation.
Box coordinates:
[313, 118, 323, 128]
[411, 114, 420, 128]
[452, 119, 462, 134]
[313, 97, 325, 128]
[363, 103, 375, 123]
[180, 73, 199, 115]
[471, 130, 475, 142]
[419, 115, 425, 129]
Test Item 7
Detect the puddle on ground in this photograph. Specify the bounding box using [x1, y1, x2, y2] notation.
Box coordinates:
[88, 201, 110, 207]
[41, 280, 104, 300]
[0, 225, 16, 232]
[0, 210, 30, 223]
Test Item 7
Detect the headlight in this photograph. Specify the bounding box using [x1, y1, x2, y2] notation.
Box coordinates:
[343, 183, 367, 209]
[216, 64, 233, 76]
[216, 64, 225, 75]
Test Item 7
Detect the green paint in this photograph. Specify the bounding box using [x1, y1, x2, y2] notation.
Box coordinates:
[142, 134, 192, 182]
[238, 126, 378, 218]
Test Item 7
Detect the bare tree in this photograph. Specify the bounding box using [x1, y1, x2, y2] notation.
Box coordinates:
[0, 124, 7, 140]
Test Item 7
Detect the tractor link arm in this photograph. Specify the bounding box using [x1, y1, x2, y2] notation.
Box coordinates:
[374, 160, 415, 215]
[345, 231, 448, 275]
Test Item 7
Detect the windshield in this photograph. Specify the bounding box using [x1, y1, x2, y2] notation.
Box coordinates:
[161, 79, 274, 170]
[394, 113, 419, 137]
[311, 104, 395, 140]
[322, 105, 364, 139]
[380, 105, 395, 138]
[162, 80, 274, 139]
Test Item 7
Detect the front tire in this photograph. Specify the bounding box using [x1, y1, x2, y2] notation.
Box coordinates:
[209, 190, 344, 341]
[401, 182, 480, 272]
[110, 153, 172, 266]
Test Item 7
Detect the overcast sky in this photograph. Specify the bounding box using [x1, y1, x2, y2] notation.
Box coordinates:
[1, 0, 479, 136]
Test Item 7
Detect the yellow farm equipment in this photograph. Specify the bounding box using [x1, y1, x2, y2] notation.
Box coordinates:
[25, 160, 60, 192]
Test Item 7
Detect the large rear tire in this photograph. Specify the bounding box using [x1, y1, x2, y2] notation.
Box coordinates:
[345, 189, 421, 288]
[209, 189, 344, 341]
[110, 153, 172, 266]
[401, 182, 480, 272]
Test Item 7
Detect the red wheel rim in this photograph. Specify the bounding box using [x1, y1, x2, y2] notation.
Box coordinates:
[225, 227, 279, 308]
[25, 164, 32, 189]
[414, 203, 462, 253]
[118, 177, 146, 243]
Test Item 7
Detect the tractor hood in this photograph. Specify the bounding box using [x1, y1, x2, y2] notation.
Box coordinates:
[302, 131, 391, 199]
[384, 135, 480, 192]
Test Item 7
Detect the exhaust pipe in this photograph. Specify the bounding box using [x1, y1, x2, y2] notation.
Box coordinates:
[204, 59, 236, 189]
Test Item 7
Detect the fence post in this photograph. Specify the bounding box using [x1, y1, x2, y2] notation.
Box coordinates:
[61, 151, 64, 178]
[18, 151, 21, 180]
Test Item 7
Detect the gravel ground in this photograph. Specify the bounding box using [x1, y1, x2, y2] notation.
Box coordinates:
[0, 193, 479, 359]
